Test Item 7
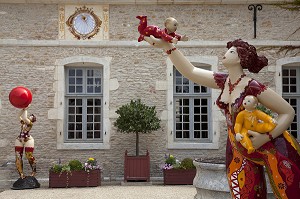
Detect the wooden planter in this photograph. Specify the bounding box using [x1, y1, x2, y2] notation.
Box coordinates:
[124, 150, 150, 182]
[49, 170, 101, 188]
[163, 169, 196, 185]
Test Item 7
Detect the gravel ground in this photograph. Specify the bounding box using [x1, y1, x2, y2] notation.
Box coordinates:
[0, 185, 196, 199]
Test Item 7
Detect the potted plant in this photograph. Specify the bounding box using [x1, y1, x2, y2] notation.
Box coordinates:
[162, 154, 196, 185]
[49, 158, 102, 188]
[114, 99, 161, 182]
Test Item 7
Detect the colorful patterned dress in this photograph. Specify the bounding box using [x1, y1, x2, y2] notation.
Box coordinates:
[214, 72, 300, 199]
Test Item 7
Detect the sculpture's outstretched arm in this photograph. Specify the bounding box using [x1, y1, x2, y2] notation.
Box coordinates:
[144, 36, 219, 89]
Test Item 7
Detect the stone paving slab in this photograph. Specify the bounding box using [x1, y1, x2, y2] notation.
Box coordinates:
[0, 185, 196, 199]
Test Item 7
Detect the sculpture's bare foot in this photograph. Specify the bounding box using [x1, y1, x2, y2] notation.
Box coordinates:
[20, 173, 25, 179]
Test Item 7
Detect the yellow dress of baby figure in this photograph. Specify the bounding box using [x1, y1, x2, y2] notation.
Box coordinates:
[234, 95, 277, 154]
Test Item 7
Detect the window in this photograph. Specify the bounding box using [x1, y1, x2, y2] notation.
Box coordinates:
[66, 68, 103, 142]
[49, 56, 112, 150]
[282, 67, 300, 140]
[174, 69, 211, 142]
[166, 56, 220, 149]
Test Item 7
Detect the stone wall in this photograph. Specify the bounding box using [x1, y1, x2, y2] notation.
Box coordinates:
[0, 3, 299, 182]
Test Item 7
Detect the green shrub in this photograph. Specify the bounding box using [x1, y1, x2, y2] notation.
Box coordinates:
[51, 164, 63, 173]
[68, 159, 83, 171]
[180, 158, 195, 169]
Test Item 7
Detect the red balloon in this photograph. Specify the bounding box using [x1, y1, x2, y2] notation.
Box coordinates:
[9, 86, 32, 108]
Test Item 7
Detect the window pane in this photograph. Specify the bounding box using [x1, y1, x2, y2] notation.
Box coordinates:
[94, 123, 100, 130]
[69, 77, 75, 84]
[87, 107, 93, 114]
[68, 123, 75, 130]
[94, 131, 101, 138]
[183, 131, 190, 138]
[69, 99, 75, 106]
[76, 131, 82, 139]
[87, 131, 93, 139]
[87, 99, 93, 106]
[87, 123, 93, 130]
[76, 70, 82, 76]
[68, 132, 74, 139]
[69, 69, 75, 76]
[194, 131, 200, 138]
[176, 131, 182, 138]
[95, 99, 101, 106]
[87, 115, 93, 122]
[94, 107, 101, 114]
[69, 115, 75, 122]
[201, 131, 208, 138]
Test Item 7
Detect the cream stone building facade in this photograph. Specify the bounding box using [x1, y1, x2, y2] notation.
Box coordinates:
[0, 0, 299, 184]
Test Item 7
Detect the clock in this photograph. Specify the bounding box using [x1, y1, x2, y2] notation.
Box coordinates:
[66, 6, 102, 40]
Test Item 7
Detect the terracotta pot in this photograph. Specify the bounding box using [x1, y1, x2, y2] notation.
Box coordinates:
[49, 170, 101, 188]
[163, 169, 196, 185]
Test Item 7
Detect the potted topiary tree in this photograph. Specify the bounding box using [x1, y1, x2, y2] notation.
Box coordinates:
[114, 99, 160, 182]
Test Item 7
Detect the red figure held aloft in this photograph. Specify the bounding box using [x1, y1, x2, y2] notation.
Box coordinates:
[136, 15, 188, 44]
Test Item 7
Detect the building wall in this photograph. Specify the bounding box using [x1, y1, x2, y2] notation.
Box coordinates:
[0, 3, 299, 180]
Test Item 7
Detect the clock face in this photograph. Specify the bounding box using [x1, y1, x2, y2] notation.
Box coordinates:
[73, 13, 96, 35]
[66, 6, 102, 40]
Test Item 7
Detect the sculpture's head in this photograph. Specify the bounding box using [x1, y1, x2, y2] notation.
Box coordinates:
[29, 114, 37, 123]
[226, 39, 268, 73]
[164, 17, 178, 33]
[242, 95, 258, 111]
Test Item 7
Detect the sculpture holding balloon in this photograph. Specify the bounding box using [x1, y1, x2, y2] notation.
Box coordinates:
[9, 86, 39, 189]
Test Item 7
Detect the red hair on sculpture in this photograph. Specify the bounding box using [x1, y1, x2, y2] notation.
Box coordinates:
[227, 39, 268, 73]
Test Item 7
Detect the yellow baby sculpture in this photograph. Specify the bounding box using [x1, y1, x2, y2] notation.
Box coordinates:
[234, 95, 277, 154]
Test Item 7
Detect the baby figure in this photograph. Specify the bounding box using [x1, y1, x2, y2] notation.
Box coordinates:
[234, 95, 277, 154]
[136, 15, 188, 44]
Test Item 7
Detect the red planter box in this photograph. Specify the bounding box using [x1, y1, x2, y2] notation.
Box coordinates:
[49, 170, 101, 188]
[124, 150, 150, 182]
[163, 169, 196, 185]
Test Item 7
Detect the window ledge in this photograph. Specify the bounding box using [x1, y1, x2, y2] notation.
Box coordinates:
[57, 142, 110, 150]
[167, 142, 219, 150]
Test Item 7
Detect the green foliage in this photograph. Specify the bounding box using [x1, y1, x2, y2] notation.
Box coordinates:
[68, 159, 83, 171]
[114, 99, 161, 134]
[163, 154, 195, 170]
[276, 0, 300, 11]
[114, 99, 161, 156]
[61, 165, 71, 173]
[165, 155, 176, 165]
[51, 164, 63, 173]
[256, 104, 275, 118]
[180, 158, 196, 169]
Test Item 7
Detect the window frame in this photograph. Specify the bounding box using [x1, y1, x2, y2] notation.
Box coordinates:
[48, 56, 112, 150]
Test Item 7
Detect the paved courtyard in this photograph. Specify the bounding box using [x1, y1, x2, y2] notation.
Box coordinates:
[0, 185, 196, 199]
